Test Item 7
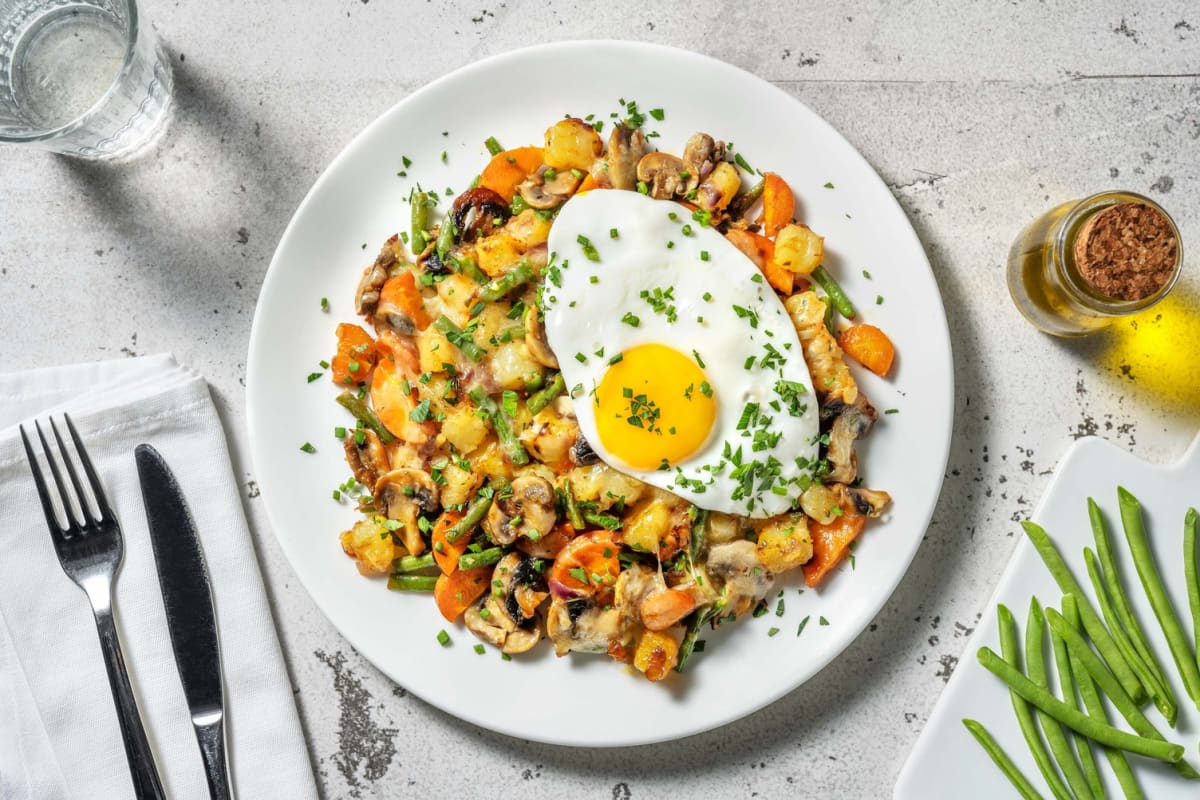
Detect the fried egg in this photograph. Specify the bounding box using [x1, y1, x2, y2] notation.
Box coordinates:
[542, 190, 820, 517]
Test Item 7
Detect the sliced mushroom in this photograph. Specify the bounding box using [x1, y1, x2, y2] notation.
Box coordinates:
[418, 244, 450, 276]
[599, 124, 647, 190]
[681, 132, 725, 182]
[569, 434, 599, 467]
[844, 485, 891, 517]
[373, 468, 439, 556]
[355, 244, 395, 316]
[517, 164, 580, 210]
[823, 395, 878, 484]
[344, 428, 390, 488]
[705, 540, 775, 618]
[635, 152, 698, 200]
[522, 304, 558, 368]
[547, 598, 622, 656]
[451, 187, 510, 242]
[465, 553, 545, 654]
[484, 474, 557, 545]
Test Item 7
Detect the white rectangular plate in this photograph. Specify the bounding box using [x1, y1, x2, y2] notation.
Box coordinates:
[895, 433, 1200, 798]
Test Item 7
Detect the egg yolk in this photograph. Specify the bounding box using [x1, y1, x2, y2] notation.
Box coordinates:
[594, 343, 717, 471]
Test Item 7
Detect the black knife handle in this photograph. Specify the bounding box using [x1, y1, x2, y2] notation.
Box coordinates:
[194, 712, 234, 800]
[93, 602, 167, 800]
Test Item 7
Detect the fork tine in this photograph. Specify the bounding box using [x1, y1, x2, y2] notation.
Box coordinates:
[20, 425, 68, 537]
[51, 417, 102, 528]
[63, 414, 115, 524]
[35, 421, 84, 533]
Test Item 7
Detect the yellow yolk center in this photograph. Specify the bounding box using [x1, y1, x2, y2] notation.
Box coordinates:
[594, 343, 716, 471]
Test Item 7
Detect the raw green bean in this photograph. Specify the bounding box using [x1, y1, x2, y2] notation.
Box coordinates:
[468, 387, 530, 466]
[458, 546, 504, 571]
[1048, 601, 1104, 799]
[411, 189, 434, 254]
[962, 719, 1046, 800]
[1022, 520, 1144, 702]
[479, 259, 534, 302]
[336, 391, 396, 444]
[811, 265, 856, 319]
[1027, 599, 1094, 800]
[1085, 547, 1177, 725]
[445, 485, 497, 544]
[977, 645, 1184, 764]
[395, 553, 436, 573]
[435, 218, 456, 260]
[563, 479, 586, 531]
[433, 315, 487, 363]
[1185, 509, 1200, 675]
[1117, 487, 1200, 711]
[997, 605, 1072, 800]
[450, 253, 489, 284]
[1045, 606, 1197, 778]
[526, 372, 565, 415]
[1091, 497, 1172, 696]
[386, 575, 438, 592]
[1063, 595, 1145, 800]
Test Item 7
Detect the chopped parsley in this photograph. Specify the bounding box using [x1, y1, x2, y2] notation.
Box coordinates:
[796, 616, 811, 637]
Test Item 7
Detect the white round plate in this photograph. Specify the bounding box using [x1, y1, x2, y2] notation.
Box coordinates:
[247, 41, 954, 747]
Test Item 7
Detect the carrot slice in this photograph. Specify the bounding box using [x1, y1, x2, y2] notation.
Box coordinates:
[725, 229, 794, 295]
[369, 355, 434, 444]
[431, 511, 467, 575]
[378, 272, 431, 331]
[479, 146, 544, 203]
[548, 530, 619, 603]
[761, 172, 795, 237]
[434, 566, 493, 622]
[331, 323, 378, 386]
[803, 513, 867, 587]
[576, 173, 599, 193]
[837, 324, 896, 377]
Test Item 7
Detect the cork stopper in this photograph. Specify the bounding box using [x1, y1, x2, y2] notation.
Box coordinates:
[1072, 202, 1178, 301]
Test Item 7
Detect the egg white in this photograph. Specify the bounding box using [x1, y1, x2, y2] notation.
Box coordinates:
[543, 190, 819, 518]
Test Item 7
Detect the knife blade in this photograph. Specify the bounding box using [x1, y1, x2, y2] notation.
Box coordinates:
[135, 444, 234, 800]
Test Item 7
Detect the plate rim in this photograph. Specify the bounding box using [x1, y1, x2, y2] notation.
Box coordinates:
[246, 39, 956, 747]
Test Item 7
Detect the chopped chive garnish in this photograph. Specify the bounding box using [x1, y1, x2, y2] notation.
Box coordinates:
[702, 292, 712, 302]
[621, 312, 640, 327]
[320, 297, 329, 311]
[608, 352, 624, 365]
[700, 251, 710, 262]
[648, 108, 665, 121]
[334, 426, 347, 438]
[824, 181, 835, 189]
[473, 643, 485, 655]
[819, 616, 830, 626]
[797, 615, 811, 637]
[299, 442, 316, 454]
[306, 372, 322, 383]
[884, 408, 899, 415]
[767, 627, 780, 637]
[693, 350, 705, 368]
[610, 227, 619, 239]
[577, 235, 601, 262]
[484, 136, 503, 156]
[876, 295, 884, 305]
[437, 629, 451, 647]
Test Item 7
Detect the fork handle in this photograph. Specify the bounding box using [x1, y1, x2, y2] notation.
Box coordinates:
[93, 604, 167, 800]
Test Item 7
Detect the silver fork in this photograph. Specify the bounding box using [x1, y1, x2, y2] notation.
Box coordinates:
[20, 415, 167, 800]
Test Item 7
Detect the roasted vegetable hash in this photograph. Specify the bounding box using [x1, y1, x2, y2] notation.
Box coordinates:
[330, 107, 894, 681]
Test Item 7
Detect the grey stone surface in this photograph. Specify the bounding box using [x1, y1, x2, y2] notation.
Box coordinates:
[2, 2, 1198, 798]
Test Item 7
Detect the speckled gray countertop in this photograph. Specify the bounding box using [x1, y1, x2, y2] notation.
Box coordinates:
[2, 2, 1198, 798]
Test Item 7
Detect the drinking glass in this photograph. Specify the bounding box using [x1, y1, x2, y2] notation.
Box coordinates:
[0, 0, 172, 158]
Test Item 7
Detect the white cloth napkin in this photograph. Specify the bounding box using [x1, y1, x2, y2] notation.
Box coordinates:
[0, 355, 317, 800]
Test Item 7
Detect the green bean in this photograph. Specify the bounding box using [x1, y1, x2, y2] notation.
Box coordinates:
[997, 604, 1072, 800]
[394, 553, 436, 573]
[689, 507, 709, 564]
[449, 253, 489, 284]
[977, 645, 1184, 764]
[479, 259, 534, 302]
[1085, 547, 1177, 725]
[435, 218, 456, 260]
[444, 485, 496, 544]
[1091, 497, 1172, 696]
[962, 719, 1046, 800]
[1117, 487, 1200, 711]
[1045, 606, 1196, 777]
[1027, 599, 1094, 800]
[458, 546, 504, 571]
[433, 315, 487, 363]
[563, 479, 586, 531]
[524, 370, 545, 393]
[1048, 601, 1104, 799]
[1022, 521, 1144, 702]
[526, 372, 565, 415]
[583, 511, 622, 530]
[1063, 595, 1145, 800]
[727, 179, 765, 221]
[386, 575, 438, 592]
[336, 391, 396, 444]
[811, 265, 856, 319]
[1185, 509, 1200, 675]
[411, 189, 434, 254]
[822, 294, 836, 337]
[467, 387, 530, 466]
